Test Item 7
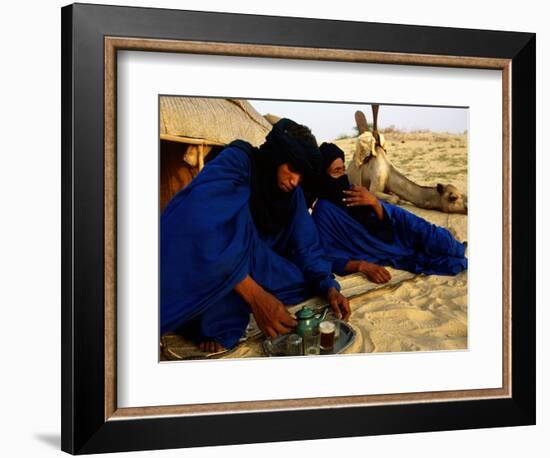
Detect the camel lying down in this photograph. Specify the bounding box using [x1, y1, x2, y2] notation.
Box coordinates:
[348, 110, 468, 215]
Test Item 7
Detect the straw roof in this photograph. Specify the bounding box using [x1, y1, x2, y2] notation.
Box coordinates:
[160, 97, 273, 147]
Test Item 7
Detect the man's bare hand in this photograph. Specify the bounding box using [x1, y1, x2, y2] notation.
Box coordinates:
[342, 185, 378, 207]
[359, 260, 392, 283]
[249, 288, 297, 338]
[234, 276, 297, 338]
[342, 185, 384, 220]
[327, 287, 351, 321]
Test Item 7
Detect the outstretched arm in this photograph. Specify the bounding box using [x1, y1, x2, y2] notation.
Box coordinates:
[287, 190, 351, 320]
[343, 260, 392, 284]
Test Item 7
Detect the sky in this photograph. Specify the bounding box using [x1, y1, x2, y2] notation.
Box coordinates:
[249, 99, 468, 143]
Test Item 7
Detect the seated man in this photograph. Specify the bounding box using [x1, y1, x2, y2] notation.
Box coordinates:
[309, 143, 467, 283]
[161, 120, 350, 353]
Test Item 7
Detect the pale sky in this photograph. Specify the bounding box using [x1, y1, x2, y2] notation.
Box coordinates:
[249, 99, 468, 143]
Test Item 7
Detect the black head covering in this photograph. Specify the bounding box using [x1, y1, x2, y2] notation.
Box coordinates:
[258, 118, 321, 179]
[314, 143, 351, 205]
[314, 142, 394, 244]
[319, 142, 345, 171]
[246, 118, 321, 235]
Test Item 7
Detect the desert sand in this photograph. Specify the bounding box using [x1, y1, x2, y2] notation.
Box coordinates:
[161, 131, 468, 360]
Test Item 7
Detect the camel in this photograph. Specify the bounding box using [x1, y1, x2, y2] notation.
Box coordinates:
[347, 107, 468, 214]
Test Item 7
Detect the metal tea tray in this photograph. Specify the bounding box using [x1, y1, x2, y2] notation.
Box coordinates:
[263, 319, 356, 357]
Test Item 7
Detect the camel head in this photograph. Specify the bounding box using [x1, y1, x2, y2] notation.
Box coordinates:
[436, 183, 468, 214]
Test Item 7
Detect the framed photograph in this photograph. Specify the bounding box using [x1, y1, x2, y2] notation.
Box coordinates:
[61, 3, 536, 454]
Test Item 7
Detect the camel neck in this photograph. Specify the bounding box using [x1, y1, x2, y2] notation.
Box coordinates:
[386, 164, 440, 209]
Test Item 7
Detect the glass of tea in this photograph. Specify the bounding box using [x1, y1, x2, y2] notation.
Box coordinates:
[319, 320, 336, 352]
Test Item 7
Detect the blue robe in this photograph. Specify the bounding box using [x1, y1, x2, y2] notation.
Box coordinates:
[312, 199, 467, 276]
[161, 146, 339, 349]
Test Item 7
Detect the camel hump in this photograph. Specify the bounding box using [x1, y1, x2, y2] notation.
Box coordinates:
[355, 110, 369, 135]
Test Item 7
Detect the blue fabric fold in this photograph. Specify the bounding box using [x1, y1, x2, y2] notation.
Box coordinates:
[312, 199, 467, 277]
[160, 146, 338, 349]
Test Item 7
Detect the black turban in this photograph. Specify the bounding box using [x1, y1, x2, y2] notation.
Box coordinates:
[234, 118, 321, 235]
[319, 142, 345, 171]
[259, 118, 321, 183]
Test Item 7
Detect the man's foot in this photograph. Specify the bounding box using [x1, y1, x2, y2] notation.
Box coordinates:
[358, 260, 392, 283]
[198, 341, 226, 353]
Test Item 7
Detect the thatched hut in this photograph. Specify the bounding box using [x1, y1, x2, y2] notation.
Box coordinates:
[159, 97, 274, 210]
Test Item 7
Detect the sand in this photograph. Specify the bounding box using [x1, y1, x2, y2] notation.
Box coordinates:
[161, 131, 468, 360]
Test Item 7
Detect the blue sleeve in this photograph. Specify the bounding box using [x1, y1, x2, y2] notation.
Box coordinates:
[285, 189, 341, 296]
[162, 146, 251, 220]
[160, 146, 254, 334]
[332, 257, 350, 277]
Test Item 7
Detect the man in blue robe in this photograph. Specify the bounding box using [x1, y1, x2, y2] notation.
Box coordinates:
[309, 143, 467, 282]
[161, 120, 350, 352]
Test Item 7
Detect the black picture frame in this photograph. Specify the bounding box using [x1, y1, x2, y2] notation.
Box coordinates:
[61, 3, 536, 454]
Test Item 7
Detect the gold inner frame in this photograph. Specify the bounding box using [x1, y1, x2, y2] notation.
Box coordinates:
[104, 37, 512, 421]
